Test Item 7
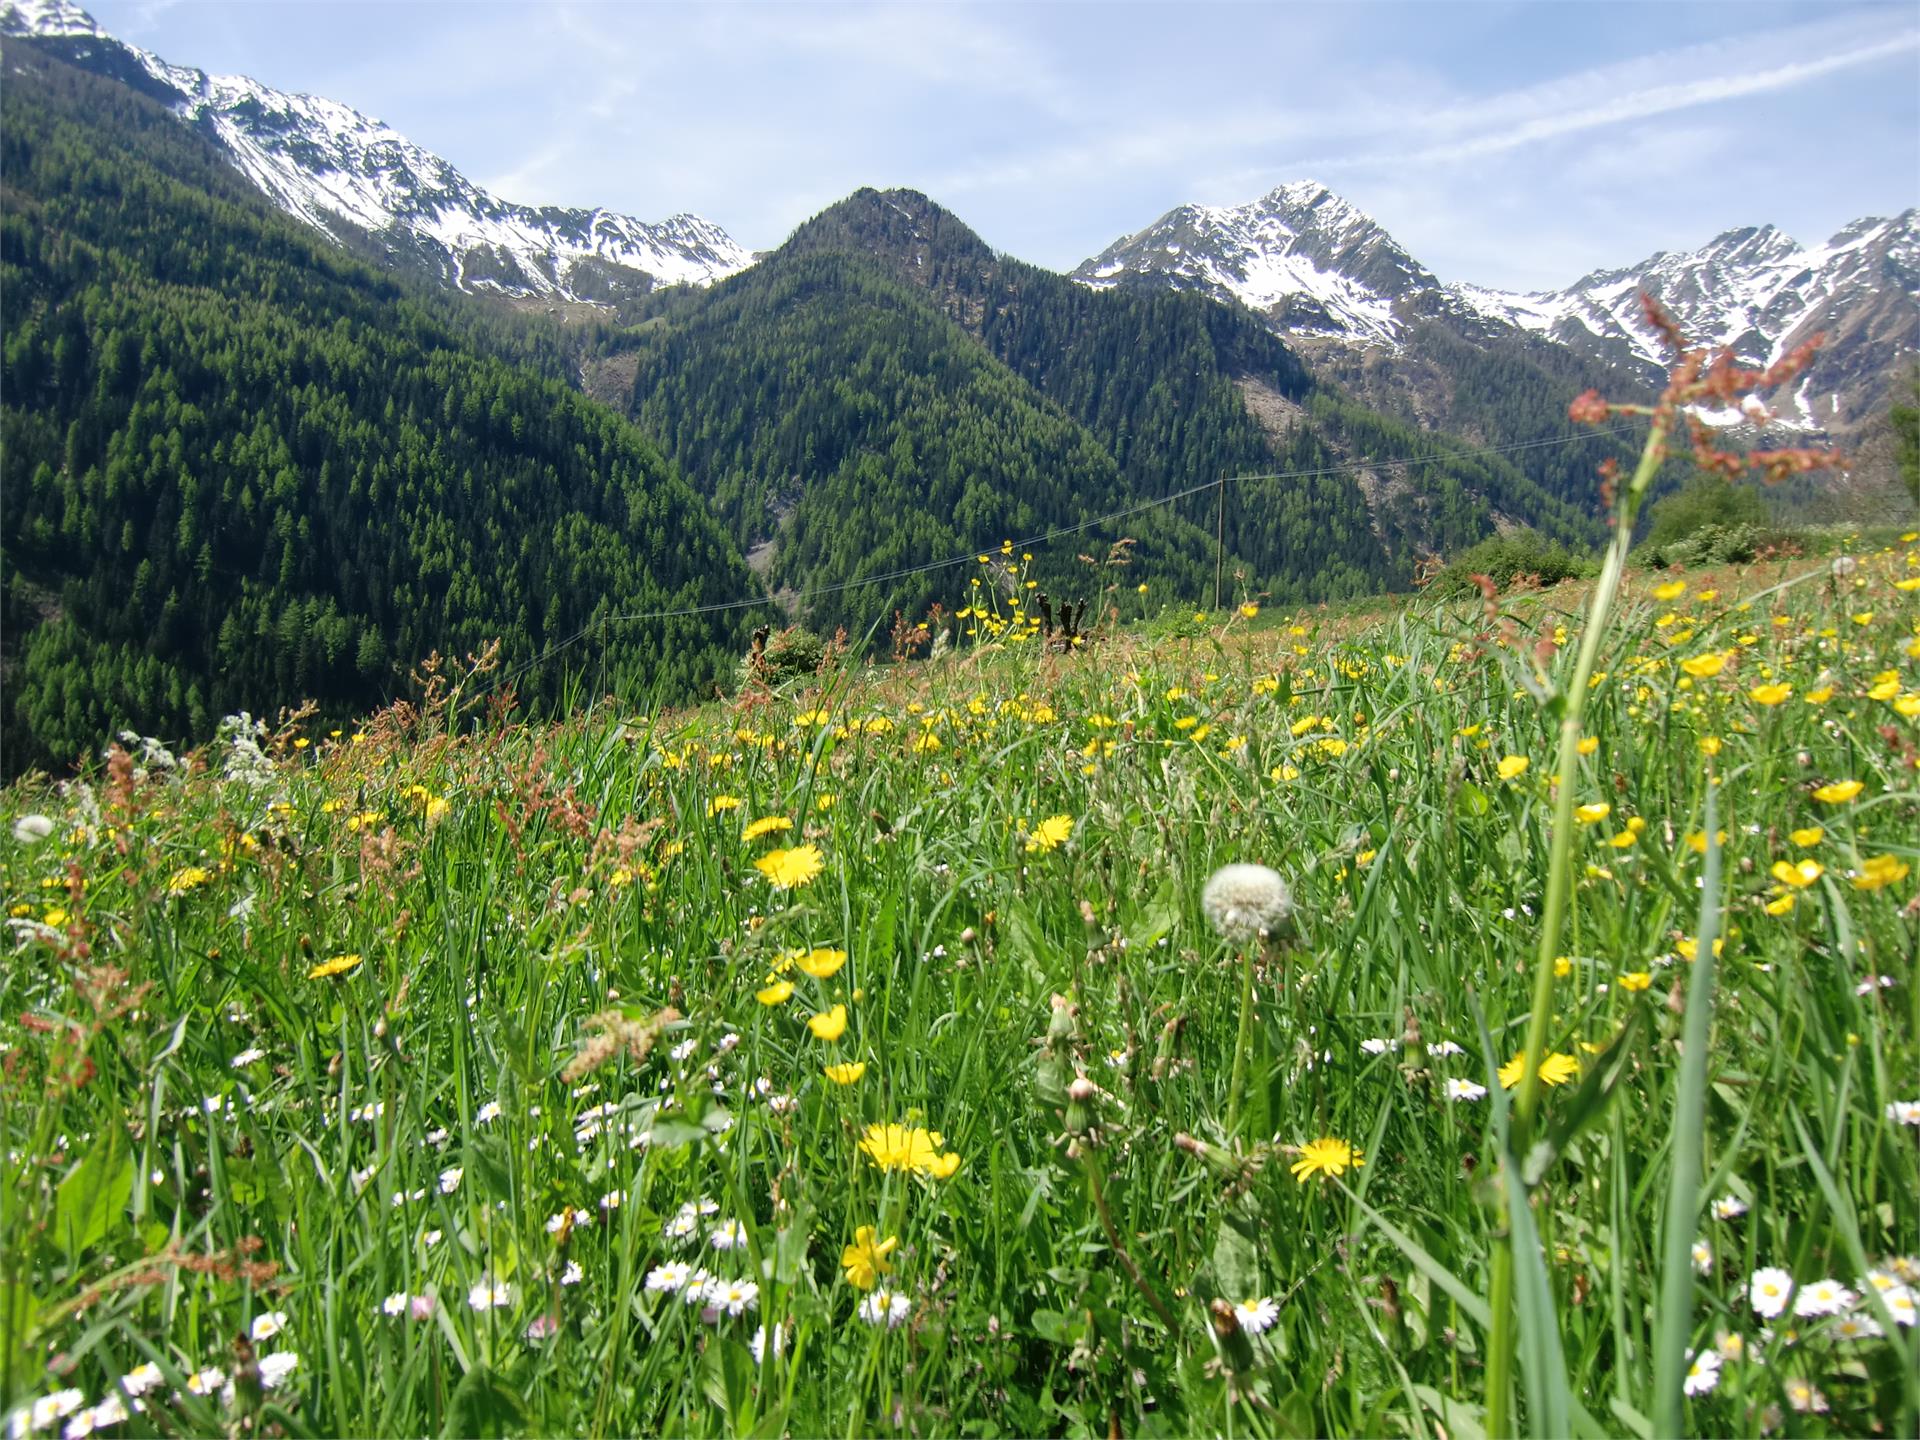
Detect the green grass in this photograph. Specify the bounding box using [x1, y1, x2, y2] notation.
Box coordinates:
[2, 541, 1916, 1439]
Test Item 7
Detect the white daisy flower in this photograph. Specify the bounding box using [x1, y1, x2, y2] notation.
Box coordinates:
[1428, 1041, 1465, 1058]
[1445, 1078, 1487, 1102]
[1691, 1240, 1713, 1275]
[467, 1279, 513, 1311]
[705, 1278, 759, 1316]
[645, 1262, 692, 1294]
[257, 1353, 298, 1389]
[560, 1261, 584, 1287]
[184, 1367, 226, 1396]
[1829, 1312, 1882, 1340]
[249, 1310, 288, 1342]
[437, 1167, 463, 1195]
[1887, 1100, 1920, 1126]
[1359, 1038, 1393, 1056]
[115, 1363, 162, 1398]
[749, 1323, 786, 1364]
[1234, 1297, 1280, 1335]
[1710, 1195, 1747, 1220]
[382, 1292, 409, 1317]
[709, 1219, 747, 1251]
[1881, 1287, 1916, 1327]
[680, 1267, 714, 1304]
[858, 1287, 913, 1328]
[1749, 1266, 1794, 1319]
[475, 1101, 501, 1124]
[1682, 1348, 1721, 1396]
[229, 1049, 266, 1068]
[1792, 1278, 1854, 1317]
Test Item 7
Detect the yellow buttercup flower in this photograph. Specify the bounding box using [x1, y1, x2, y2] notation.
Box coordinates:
[1617, 972, 1653, 993]
[1289, 1136, 1364, 1184]
[1575, 802, 1611, 825]
[1653, 580, 1688, 602]
[823, 1060, 867, 1085]
[1790, 826, 1824, 847]
[1770, 859, 1823, 889]
[1812, 780, 1863, 804]
[1497, 755, 1530, 781]
[794, 947, 848, 979]
[1680, 652, 1727, 679]
[1749, 683, 1792, 706]
[1764, 894, 1796, 917]
[308, 953, 363, 980]
[840, 1226, 897, 1289]
[756, 981, 795, 1006]
[1804, 686, 1834, 704]
[1853, 855, 1911, 891]
[1577, 736, 1599, 756]
[807, 1004, 848, 1042]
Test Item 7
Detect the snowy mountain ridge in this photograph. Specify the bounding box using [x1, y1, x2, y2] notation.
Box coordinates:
[1076, 184, 1919, 436]
[0, 0, 753, 304]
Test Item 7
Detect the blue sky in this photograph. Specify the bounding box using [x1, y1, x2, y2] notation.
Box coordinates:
[85, 0, 1920, 290]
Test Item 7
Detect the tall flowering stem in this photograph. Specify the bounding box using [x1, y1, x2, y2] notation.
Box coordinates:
[1483, 297, 1833, 1438]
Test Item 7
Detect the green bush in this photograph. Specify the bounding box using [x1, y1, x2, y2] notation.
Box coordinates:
[1641, 474, 1768, 552]
[741, 625, 828, 687]
[1430, 529, 1594, 596]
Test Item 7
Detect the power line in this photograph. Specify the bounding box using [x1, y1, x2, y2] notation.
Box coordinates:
[487, 422, 1645, 695]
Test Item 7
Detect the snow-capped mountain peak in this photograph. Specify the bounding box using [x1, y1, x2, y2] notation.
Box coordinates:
[0, 0, 101, 38]
[1, 0, 753, 304]
[1075, 180, 1441, 346]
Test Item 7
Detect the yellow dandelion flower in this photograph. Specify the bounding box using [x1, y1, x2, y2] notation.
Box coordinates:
[756, 981, 795, 1006]
[794, 947, 848, 979]
[807, 1004, 848, 1042]
[755, 843, 824, 889]
[1812, 780, 1863, 804]
[1653, 580, 1688, 601]
[1025, 814, 1074, 853]
[308, 953, 363, 980]
[1290, 1136, 1364, 1184]
[823, 1060, 867, 1085]
[1498, 1051, 1579, 1088]
[859, 1123, 961, 1178]
[706, 795, 744, 817]
[742, 816, 793, 842]
[167, 866, 212, 895]
[1239, 602, 1260, 620]
[841, 1226, 897, 1290]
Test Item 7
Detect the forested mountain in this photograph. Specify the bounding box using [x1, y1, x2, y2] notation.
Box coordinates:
[600, 189, 1603, 632]
[0, 42, 760, 774]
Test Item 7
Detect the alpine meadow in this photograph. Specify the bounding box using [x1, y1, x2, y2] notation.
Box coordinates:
[2, 3, 1918, 1439]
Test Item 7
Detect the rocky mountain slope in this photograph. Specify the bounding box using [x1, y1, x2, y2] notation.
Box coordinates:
[0, 0, 753, 303]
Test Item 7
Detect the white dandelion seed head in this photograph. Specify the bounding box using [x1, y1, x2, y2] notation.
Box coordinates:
[11, 815, 55, 845]
[1201, 864, 1294, 942]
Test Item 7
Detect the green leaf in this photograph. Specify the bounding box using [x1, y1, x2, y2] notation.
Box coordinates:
[1504, 1162, 1572, 1440]
[54, 1130, 131, 1266]
[1209, 1216, 1260, 1300]
[441, 1365, 526, 1439]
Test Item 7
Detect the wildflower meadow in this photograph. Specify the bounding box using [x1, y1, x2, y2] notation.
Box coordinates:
[3, 355, 1918, 1436]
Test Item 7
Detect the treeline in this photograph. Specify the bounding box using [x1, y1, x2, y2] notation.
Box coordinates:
[0, 45, 758, 774]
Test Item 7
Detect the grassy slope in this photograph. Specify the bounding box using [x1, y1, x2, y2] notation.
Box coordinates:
[1, 538, 1916, 1437]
